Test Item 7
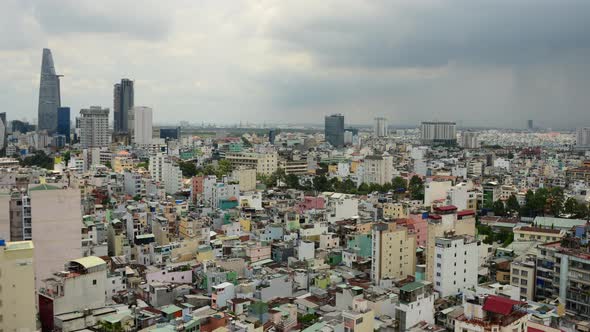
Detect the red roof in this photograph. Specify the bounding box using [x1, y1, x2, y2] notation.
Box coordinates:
[527, 327, 545, 332]
[429, 214, 442, 220]
[457, 210, 475, 217]
[482, 295, 524, 316]
[434, 205, 458, 212]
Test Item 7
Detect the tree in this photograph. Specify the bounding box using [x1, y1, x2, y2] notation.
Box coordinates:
[21, 150, 54, 169]
[564, 197, 578, 216]
[216, 159, 233, 177]
[493, 200, 506, 217]
[104, 161, 112, 169]
[409, 175, 424, 200]
[313, 175, 332, 192]
[547, 187, 564, 217]
[356, 183, 370, 195]
[285, 174, 300, 189]
[178, 161, 198, 177]
[506, 194, 520, 215]
[391, 176, 407, 193]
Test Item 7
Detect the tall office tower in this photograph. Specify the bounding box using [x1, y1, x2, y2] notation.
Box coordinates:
[38, 48, 61, 132]
[268, 129, 276, 144]
[132, 106, 153, 145]
[80, 106, 110, 148]
[420, 121, 457, 145]
[0, 240, 36, 332]
[371, 223, 416, 285]
[576, 127, 590, 149]
[461, 131, 480, 149]
[325, 114, 345, 147]
[160, 127, 181, 140]
[527, 119, 533, 130]
[374, 117, 388, 137]
[57, 107, 71, 143]
[0, 112, 6, 156]
[113, 78, 134, 133]
[9, 189, 32, 241]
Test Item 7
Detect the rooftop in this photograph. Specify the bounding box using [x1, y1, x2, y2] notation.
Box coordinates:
[70, 256, 106, 269]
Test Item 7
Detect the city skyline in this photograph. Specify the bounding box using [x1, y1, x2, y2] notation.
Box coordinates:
[2, 1, 590, 129]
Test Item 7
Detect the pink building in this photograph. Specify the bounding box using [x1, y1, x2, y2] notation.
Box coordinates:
[296, 196, 325, 213]
[403, 214, 428, 247]
[245, 244, 271, 262]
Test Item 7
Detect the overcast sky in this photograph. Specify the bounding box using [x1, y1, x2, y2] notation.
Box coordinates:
[2, 0, 590, 129]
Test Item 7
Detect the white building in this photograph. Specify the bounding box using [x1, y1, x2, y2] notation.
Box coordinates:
[447, 181, 477, 211]
[133, 106, 153, 145]
[323, 192, 358, 223]
[576, 127, 590, 149]
[420, 121, 457, 145]
[39, 257, 108, 331]
[149, 154, 183, 194]
[363, 153, 394, 185]
[79, 106, 110, 148]
[374, 117, 388, 137]
[201, 176, 240, 208]
[395, 281, 435, 331]
[434, 235, 479, 297]
[461, 132, 480, 149]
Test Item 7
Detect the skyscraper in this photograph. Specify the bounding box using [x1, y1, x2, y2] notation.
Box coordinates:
[374, 117, 388, 137]
[80, 106, 110, 148]
[325, 114, 345, 148]
[0, 112, 7, 156]
[57, 107, 71, 143]
[132, 106, 153, 145]
[113, 79, 134, 133]
[37, 48, 61, 132]
[527, 120, 534, 130]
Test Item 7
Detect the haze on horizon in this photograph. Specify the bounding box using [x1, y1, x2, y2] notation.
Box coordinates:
[1, 0, 590, 130]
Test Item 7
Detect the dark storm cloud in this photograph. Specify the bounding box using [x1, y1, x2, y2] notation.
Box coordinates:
[270, 0, 590, 68]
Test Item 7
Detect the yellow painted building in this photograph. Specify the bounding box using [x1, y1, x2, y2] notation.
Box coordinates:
[371, 223, 416, 283]
[239, 218, 252, 232]
[382, 202, 407, 219]
[112, 156, 134, 173]
[0, 241, 36, 332]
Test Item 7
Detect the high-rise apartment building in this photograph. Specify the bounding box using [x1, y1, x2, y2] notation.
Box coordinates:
[371, 223, 416, 284]
[325, 114, 345, 148]
[420, 121, 457, 145]
[80, 106, 110, 148]
[38, 48, 62, 132]
[57, 107, 71, 143]
[113, 78, 134, 133]
[132, 106, 153, 145]
[433, 235, 479, 297]
[461, 131, 480, 149]
[576, 127, 590, 149]
[0, 240, 36, 332]
[374, 117, 388, 137]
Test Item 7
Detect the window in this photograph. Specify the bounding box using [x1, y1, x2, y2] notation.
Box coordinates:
[521, 270, 528, 277]
[436, 272, 441, 277]
[356, 317, 363, 324]
[93, 279, 97, 285]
